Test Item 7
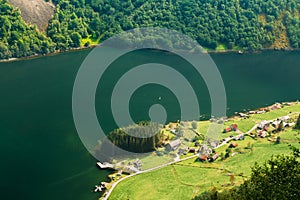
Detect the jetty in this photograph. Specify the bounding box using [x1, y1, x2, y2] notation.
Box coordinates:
[97, 162, 114, 169]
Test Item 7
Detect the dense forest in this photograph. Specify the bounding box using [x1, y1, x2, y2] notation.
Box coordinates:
[0, 0, 300, 59]
[107, 122, 164, 153]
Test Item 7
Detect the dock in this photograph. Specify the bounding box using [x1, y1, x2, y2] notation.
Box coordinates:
[97, 162, 114, 169]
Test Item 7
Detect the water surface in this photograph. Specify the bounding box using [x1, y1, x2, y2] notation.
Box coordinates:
[0, 49, 299, 200]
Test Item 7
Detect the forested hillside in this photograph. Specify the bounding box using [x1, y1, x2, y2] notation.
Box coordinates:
[1, 0, 300, 59]
[0, 0, 55, 59]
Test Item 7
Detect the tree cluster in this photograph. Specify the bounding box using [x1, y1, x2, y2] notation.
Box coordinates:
[107, 122, 164, 153]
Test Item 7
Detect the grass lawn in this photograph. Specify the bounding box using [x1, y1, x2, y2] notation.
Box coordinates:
[109, 166, 195, 200]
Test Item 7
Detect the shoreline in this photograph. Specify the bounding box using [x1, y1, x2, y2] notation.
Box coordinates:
[207, 47, 300, 55]
[0, 44, 99, 63]
[1, 44, 299, 63]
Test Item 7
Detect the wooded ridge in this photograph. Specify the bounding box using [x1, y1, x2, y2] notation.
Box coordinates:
[1, 0, 299, 59]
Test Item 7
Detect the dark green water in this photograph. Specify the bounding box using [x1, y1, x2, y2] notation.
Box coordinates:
[0, 49, 299, 200]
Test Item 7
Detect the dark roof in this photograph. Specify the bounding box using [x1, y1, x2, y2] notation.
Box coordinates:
[166, 139, 181, 150]
[168, 139, 181, 148]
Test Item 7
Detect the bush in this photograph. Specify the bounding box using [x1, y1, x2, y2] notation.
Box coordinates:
[192, 121, 198, 130]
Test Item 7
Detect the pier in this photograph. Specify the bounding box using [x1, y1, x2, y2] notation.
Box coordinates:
[96, 162, 114, 169]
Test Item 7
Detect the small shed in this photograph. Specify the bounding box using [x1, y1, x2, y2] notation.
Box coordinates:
[223, 127, 232, 133]
[229, 142, 238, 148]
[199, 155, 209, 161]
[230, 124, 238, 131]
[238, 113, 249, 118]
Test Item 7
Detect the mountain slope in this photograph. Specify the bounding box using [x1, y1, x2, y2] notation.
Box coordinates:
[7, 0, 55, 31]
[1, 0, 300, 60]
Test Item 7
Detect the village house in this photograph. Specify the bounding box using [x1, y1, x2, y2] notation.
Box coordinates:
[280, 115, 290, 122]
[238, 112, 249, 118]
[128, 159, 143, 170]
[271, 102, 282, 110]
[223, 124, 238, 133]
[257, 130, 268, 138]
[257, 120, 271, 130]
[208, 153, 219, 162]
[123, 165, 140, 174]
[223, 127, 232, 133]
[285, 122, 295, 127]
[271, 116, 293, 130]
[199, 155, 209, 161]
[229, 142, 238, 148]
[234, 134, 245, 141]
[165, 139, 181, 151]
[199, 144, 212, 157]
[272, 120, 281, 128]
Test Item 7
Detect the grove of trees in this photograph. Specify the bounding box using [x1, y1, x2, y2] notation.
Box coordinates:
[107, 122, 164, 153]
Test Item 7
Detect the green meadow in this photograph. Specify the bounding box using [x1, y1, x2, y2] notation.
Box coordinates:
[108, 104, 300, 200]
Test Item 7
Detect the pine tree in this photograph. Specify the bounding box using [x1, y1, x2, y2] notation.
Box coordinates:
[295, 114, 300, 129]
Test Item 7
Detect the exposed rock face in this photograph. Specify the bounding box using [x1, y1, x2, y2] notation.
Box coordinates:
[7, 0, 55, 31]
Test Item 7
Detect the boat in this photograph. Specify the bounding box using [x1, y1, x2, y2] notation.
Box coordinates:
[94, 185, 102, 192]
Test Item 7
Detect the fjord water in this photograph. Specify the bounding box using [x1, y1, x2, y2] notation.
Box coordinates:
[0, 49, 299, 200]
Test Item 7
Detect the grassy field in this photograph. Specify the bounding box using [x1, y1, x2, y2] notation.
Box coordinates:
[108, 104, 300, 200]
[109, 133, 300, 200]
